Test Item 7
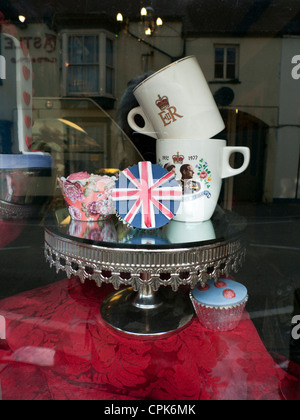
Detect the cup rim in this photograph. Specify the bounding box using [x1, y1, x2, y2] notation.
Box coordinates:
[133, 55, 196, 92]
[156, 138, 226, 143]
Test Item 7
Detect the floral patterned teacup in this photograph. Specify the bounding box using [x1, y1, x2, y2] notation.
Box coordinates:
[58, 172, 116, 221]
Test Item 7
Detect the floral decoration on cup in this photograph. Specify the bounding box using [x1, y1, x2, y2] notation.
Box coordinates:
[196, 158, 212, 189]
[58, 171, 116, 221]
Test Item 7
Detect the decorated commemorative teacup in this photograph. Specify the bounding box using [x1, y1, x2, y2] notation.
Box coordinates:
[157, 139, 250, 222]
[127, 56, 225, 140]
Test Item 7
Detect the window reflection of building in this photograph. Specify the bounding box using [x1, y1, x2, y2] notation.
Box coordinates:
[31, 98, 142, 180]
[61, 30, 115, 99]
[1, 1, 300, 202]
[214, 45, 239, 81]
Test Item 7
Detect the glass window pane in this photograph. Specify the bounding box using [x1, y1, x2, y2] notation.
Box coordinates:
[106, 38, 113, 67]
[84, 36, 98, 64]
[2, 0, 300, 402]
[68, 65, 99, 93]
[226, 48, 237, 79]
[85, 65, 99, 92]
[65, 33, 114, 95]
[215, 47, 224, 64]
[226, 47, 236, 78]
[226, 63, 236, 79]
[69, 36, 84, 64]
[106, 67, 113, 94]
[215, 64, 224, 79]
[215, 47, 224, 78]
[1, 2, 300, 402]
[68, 66, 82, 92]
[227, 47, 236, 63]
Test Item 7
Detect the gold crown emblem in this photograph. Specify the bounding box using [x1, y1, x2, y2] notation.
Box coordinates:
[155, 94, 169, 111]
[172, 152, 184, 164]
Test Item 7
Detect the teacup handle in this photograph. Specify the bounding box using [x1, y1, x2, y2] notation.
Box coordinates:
[127, 106, 158, 139]
[221, 146, 250, 179]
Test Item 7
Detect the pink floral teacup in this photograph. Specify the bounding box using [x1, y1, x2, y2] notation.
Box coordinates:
[58, 171, 116, 221]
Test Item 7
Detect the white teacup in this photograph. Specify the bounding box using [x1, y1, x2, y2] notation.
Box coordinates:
[127, 56, 225, 140]
[156, 139, 250, 222]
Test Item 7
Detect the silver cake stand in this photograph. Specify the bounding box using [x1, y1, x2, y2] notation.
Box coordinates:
[44, 210, 247, 339]
[0, 199, 38, 219]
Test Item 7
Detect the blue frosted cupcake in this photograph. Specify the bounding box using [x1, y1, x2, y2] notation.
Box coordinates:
[190, 278, 248, 331]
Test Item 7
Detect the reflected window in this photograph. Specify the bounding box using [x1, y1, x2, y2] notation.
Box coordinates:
[214, 45, 239, 81]
[62, 30, 115, 97]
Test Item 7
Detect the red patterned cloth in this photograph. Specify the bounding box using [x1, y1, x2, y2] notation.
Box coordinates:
[0, 277, 299, 400]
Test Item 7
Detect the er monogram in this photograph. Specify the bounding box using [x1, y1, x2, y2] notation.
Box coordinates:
[155, 94, 183, 127]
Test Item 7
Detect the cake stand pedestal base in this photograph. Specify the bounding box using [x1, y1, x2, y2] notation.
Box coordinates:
[100, 283, 194, 339]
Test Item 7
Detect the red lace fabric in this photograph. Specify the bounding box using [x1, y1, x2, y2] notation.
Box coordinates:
[0, 277, 299, 400]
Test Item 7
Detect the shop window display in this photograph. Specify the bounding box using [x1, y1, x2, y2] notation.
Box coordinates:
[0, 0, 300, 402]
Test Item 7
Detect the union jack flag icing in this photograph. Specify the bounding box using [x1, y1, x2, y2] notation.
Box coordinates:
[112, 161, 182, 229]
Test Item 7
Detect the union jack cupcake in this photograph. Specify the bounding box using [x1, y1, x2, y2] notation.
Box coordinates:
[190, 278, 248, 331]
[112, 162, 182, 230]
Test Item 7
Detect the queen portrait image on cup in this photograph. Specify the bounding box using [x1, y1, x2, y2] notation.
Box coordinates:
[157, 139, 250, 222]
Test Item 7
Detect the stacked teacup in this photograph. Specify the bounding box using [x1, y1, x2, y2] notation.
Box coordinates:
[127, 56, 250, 223]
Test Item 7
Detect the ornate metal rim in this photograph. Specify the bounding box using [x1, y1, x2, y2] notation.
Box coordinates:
[44, 227, 246, 292]
[0, 199, 37, 219]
